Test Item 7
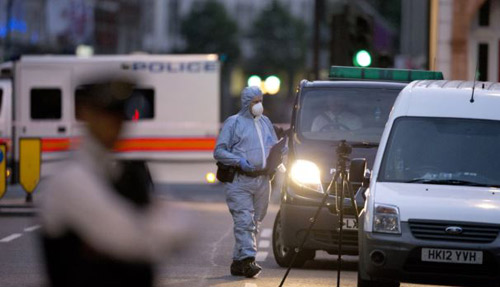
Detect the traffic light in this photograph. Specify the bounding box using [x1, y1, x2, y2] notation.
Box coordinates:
[352, 13, 373, 67]
[353, 50, 372, 67]
[330, 3, 374, 67]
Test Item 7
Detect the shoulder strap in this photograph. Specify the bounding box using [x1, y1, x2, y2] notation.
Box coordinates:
[263, 116, 277, 137]
[227, 115, 239, 151]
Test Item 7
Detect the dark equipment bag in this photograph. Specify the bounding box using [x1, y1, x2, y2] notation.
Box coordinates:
[216, 162, 237, 183]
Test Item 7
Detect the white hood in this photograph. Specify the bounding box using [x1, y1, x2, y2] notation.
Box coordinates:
[373, 182, 500, 224]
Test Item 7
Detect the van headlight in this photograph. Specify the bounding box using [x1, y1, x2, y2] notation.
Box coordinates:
[373, 204, 401, 234]
[290, 160, 323, 193]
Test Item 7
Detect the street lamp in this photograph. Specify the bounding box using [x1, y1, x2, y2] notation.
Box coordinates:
[247, 75, 262, 87]
[264, 75, 280, 95]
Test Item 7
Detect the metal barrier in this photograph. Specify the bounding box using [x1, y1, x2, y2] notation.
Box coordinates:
[19, 138, 41, 202]
[0, 144, 6, 199]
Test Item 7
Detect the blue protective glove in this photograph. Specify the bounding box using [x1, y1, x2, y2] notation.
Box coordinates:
[239, 158, 255, 172]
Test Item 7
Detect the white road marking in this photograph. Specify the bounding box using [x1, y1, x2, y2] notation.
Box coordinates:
[245, 283, 258, 287]
[209, 227, 232, 266]
[255, 251, 268, 262]
[258, 240, 270, 248]
[260, 228, 272, 238]
[199, 226, 232, 287]
[0, 233, 22, 243]
[24, 225, 41, 232]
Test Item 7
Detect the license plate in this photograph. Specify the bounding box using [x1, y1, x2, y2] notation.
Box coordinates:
[342, 218, 358, 230]
[421, 248, 483, 264]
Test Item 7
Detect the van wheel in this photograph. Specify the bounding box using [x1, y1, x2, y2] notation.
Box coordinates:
[272, 211, 315, 268]
[357, 273, 400, 287]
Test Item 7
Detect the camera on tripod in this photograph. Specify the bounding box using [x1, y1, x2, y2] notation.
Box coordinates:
[279, 139, 367, 287]
[335, 139, 352, 159]
[335, 140, 369, 190]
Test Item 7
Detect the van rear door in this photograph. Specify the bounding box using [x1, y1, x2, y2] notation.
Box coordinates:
[15, 65, 72, 178]
[0, 80, 12, 147]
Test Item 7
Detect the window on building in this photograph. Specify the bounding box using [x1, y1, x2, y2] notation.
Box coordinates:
[31, 88, 62, 120]
[479, 0, 490, 27]
[478, 43, 489, 81]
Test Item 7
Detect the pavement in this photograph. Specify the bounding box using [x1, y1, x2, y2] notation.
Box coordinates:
[0, 183, 452, 287]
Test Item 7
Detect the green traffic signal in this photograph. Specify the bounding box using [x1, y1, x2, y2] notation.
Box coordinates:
[353, 50, 372, 67]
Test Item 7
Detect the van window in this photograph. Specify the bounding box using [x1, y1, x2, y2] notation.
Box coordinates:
[31, 89, 62, 119]
[379, 117, 500, 187]
[124, 89, 155, 120]
[74, 88, 154, 121]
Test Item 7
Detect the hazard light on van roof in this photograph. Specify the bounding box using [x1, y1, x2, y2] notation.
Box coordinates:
[329, 66, 444, 82]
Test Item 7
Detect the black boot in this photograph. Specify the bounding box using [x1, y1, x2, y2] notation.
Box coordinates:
[242, 257, 262, 278]
[230, 260, 244, 276]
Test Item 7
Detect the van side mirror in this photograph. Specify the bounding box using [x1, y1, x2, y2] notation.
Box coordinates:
[363, 174, 370, 187]
[349, 158, 367, 185]
[357, 186, 368, 201]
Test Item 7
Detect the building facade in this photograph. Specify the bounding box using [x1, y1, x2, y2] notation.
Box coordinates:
[0, 0, 48, 59]
[0, 0, 145, 59]
[435, 0, 498, 81]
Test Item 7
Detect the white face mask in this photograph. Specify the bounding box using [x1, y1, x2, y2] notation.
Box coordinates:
[251, 102, 264, 117]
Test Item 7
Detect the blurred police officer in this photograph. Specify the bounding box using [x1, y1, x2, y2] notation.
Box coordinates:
[214, 86, 278, 278]
[39, 78, 189, 287]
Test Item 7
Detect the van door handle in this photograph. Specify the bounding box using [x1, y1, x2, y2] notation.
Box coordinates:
[57, 126, 66, 133]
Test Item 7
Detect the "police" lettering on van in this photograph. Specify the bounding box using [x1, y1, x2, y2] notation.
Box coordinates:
[128, 62, 218, 73]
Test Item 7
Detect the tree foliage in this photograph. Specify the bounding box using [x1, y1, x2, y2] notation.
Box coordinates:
[248, 1, 307, 72]
[181, 0, 240, 63]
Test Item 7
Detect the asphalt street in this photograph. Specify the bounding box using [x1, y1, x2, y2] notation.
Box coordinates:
[0, 183, 452, 287]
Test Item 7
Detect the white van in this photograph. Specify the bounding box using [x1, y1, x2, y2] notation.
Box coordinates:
[0, 55, 220, 187]
[358, 80, 500, 287]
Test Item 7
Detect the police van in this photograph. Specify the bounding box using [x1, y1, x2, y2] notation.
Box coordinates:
[0, 54, 220, 196]
[273, 67, 444, 268]
[358, 80, 500, 287]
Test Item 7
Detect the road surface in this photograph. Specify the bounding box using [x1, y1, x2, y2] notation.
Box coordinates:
[0, 184, 453, 287]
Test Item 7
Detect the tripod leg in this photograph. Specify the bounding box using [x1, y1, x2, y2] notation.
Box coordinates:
[336, 175, 346, 287]
[347, 182, 360, 219]
[278, 192, 329, 287]
[334, 181, 340, 213]
[329, 171, 340, 214]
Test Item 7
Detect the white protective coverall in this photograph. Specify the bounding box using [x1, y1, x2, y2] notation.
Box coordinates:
[214, 87, 278, 261]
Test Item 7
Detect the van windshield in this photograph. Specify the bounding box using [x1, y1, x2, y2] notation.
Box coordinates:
[379, 117, 500, 187]
[298, 88, 399, 142]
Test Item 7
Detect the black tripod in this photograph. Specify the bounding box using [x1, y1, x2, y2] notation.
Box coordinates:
[278, 140, 360, 287]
